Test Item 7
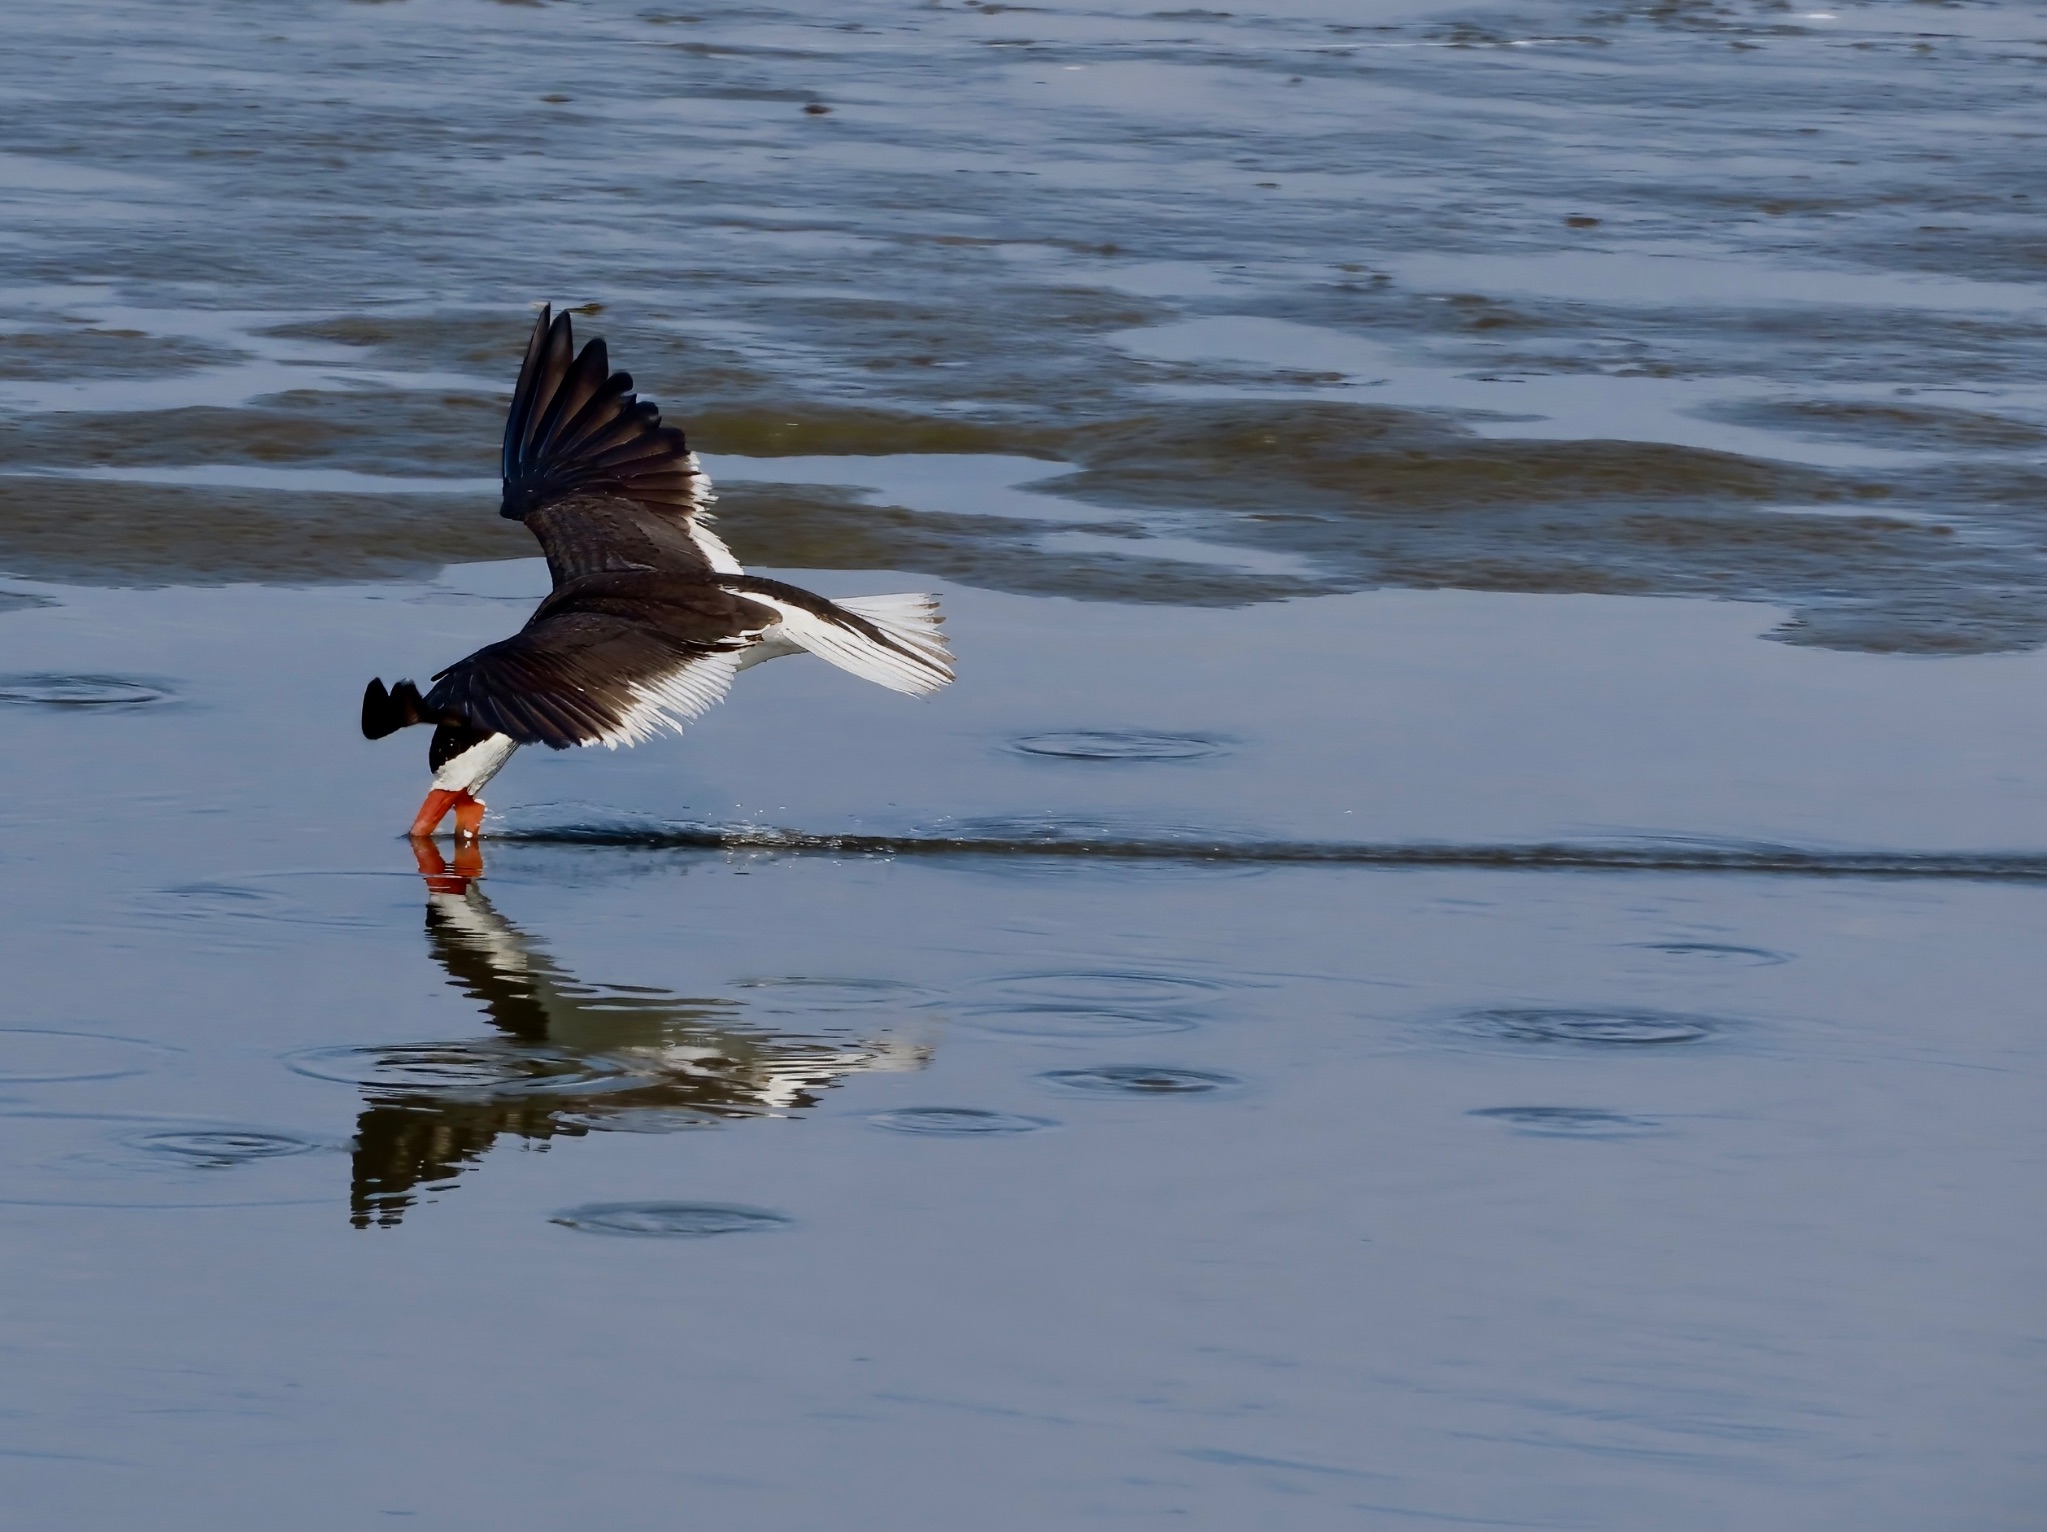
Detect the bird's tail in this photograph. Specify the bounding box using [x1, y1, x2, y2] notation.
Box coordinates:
[361, 678, 431, 739]
[717, 577, 953, 696]
[830, 593, 955, 695]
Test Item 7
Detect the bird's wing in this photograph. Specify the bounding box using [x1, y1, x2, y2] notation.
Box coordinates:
[421, 573, 771, 749]
[499, 305, 742, 584]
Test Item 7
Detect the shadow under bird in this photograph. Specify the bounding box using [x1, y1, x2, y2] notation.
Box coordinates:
[362, 304, 954, 838]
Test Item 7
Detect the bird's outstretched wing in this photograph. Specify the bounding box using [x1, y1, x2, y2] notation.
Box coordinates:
[420, 573, 775, 749]
[362, 308, 951, 756]
[499, 305, 741, 584]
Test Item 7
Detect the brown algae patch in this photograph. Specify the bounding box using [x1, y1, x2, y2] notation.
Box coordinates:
[1046, 403, 1847, 515]
[1701, 399, 2047, 453]
[1028, 402, 2042, 654]
[0, 327, 243, 380]
[0, 390, 506, 477]
[0, 356, 2035, 651]
[687, 406, 1055, 459]
[0, 477, 520, 585]
[709, 481, 1319, 608]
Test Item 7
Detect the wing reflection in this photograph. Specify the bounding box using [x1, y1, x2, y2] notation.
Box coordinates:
[349, 841, 931, 1227]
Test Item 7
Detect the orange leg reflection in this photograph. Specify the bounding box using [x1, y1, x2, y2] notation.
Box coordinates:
[411, 835, 484, 894]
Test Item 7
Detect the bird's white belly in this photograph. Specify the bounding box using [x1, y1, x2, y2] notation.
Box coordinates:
[431, 733, 520, 795]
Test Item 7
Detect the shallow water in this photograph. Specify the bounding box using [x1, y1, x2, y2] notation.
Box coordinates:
[1, 0, 2044, 1525]
[0, 572, 2041, 1527]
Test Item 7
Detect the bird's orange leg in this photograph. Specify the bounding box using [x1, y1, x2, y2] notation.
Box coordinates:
[403, 790, 464, 839]
[452, 796, 487, 841]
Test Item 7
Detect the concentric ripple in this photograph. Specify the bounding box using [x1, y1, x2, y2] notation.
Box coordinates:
[0, 1028, 177, 1084]
[962, 1007, 1197, 1041]
[733, 976, 935, 1012]
[1631, 942, 1791, 967]
[974, 971, 1229, 1007]
[1038, 1065, 1242, 1096]
[549, 1201, 793, 1238]
[124, 1128, 327, 1166]
[866, 1107, 1057, 1136]
[285, 1041, 650, 1098]
[1447, 1008, 1720, 1049]
[145, 882, 296, 917]
[0, 1113, 330, 1208]
[1009, 730, 1228, 763]
[0, 674, 170, 709]
[1469, 1107, 1664, 1139]
[136, 878, 395, 934]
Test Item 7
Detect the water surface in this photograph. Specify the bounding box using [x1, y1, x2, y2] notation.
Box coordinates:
[0, 0, 2043, 1526]
[0, 573, 2040, 1528]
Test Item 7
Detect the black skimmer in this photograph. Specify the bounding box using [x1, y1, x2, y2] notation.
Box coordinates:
[361, 305, 953, 838]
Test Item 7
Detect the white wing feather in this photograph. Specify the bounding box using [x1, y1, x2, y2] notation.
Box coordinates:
[680, 451, 744, 574]
[598, 646, 748, 748]
[730, 590, 953, 696]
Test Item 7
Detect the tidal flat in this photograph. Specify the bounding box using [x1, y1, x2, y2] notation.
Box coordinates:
[1, 0, 2043, 1526]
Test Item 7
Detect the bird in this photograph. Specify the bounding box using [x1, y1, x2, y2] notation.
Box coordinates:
[361, 305, 953, 839]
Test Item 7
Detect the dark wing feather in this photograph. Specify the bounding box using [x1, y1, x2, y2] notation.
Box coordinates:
[499, 307, 728, 586]
[423, 615, 731, 747]
[420, 574, 773, 749]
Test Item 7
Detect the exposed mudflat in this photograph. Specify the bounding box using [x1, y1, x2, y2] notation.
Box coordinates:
[1, 0, 2042, 1527]
[1, 0, 2044, 645]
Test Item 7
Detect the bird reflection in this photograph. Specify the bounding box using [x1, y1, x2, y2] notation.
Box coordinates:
[349, 841, 930, 1227]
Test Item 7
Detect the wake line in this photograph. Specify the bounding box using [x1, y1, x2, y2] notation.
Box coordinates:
[494, 825, 2047, 883]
